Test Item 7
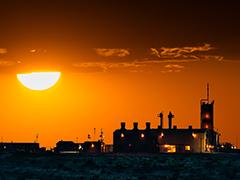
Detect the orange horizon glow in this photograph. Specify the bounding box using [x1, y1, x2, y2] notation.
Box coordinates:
[0, 61, 239, 148]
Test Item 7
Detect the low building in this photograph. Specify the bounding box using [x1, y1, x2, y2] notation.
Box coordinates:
[55, 140, 104, 154]
[55, 141, 79, 153]
[81, 141, 103, 153]
[0, 142, 40, 153]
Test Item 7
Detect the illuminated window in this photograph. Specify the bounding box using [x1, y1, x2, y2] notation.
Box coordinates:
[205, 113, 210, 119]
[141, 133, 145, 138]
[91, 143, 95, 148]
[206, 144, 212, 152]
[192, 133, 197, 138]
[185, 145, 190, 151]
[162, 144, 176, 153]
[78, 145, 82, 150]
[120, 133, 124, 138]
[205, 124, 209, 129]
[159, 132, 164, 138]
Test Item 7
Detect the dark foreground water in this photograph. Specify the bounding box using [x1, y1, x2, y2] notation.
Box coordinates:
[0, 153, 239, 179]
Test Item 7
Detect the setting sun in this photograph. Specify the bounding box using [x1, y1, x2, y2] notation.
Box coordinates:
[17, 72, 61, 91]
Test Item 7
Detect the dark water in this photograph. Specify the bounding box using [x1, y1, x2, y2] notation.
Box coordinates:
[0, 153, 239, 179]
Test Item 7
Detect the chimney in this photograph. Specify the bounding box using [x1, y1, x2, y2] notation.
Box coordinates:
[121, 122, 126, 130]
[158, 112, 164, 128]
[160, 112, 163, 128]
[188, 125, 192, 129]
[173, 125, 177, 129]
[168, 112, 174, 129]
[146, 122, 151, 130]
[133, 122, 138, 130]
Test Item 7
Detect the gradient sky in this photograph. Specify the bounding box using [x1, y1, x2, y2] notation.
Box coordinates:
[0, 0, 240, 148]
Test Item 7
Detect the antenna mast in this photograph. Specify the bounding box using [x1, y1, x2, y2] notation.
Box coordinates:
[207, 83, 210, 103]
[94, 128, 96, 141]
[34, 133, 39, 143]
[100, 128, 104, 142]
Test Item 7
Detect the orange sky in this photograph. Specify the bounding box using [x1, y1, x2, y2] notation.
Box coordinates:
[0, 1, 240, 148]
[0, 59, 239, 148]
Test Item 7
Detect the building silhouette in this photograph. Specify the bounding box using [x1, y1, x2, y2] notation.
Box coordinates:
[113, 84, 220, 153]
[55, 140, 104, 154]
[0, 142, 40, 153]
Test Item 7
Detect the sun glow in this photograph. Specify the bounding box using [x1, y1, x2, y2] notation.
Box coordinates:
[17, 72, 61, 91]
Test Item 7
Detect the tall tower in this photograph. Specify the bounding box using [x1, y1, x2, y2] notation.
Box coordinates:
[200, 83, 214, 130]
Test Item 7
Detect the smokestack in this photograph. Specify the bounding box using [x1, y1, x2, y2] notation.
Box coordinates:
[133, 122, 138, 130]
[168, 112, 174, 129]
[159, 112, 163, 128]
[146, 122, 151, 130]
[121, 122, 126, 130]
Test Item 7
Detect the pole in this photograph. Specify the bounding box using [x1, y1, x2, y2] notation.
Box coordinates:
[207, 83, 210, 103]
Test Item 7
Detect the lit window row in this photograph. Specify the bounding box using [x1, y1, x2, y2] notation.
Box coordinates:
[78, 144, 95, 150]
[120, 133, 145, 138]
[122, 132, 197, 139]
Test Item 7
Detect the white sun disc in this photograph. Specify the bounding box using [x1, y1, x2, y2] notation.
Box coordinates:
[17, 72, 61, 91]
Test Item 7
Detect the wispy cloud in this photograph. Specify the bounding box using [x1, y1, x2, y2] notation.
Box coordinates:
[160, 43, 213, 57]
[73, 44, 223, 73]
[149, 48, 160, 58]
[149, 44, 223, 61]
[200, 55, 224, 62]
[0, 48, 7, 54]
[161, 64, 185, 73]
[73, 61, 141, 72]
[164, 64, 184, 69]
[0, 60, 17, 67]
[95, 48, 130, 57]
[161, 69, 182, 73]
[0, 48, 21, 70]
[73, 61, 186, 73]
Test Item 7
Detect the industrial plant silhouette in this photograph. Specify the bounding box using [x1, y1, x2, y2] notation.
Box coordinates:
[113, 84, 218, 153]
[0, 84, 237, 154]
